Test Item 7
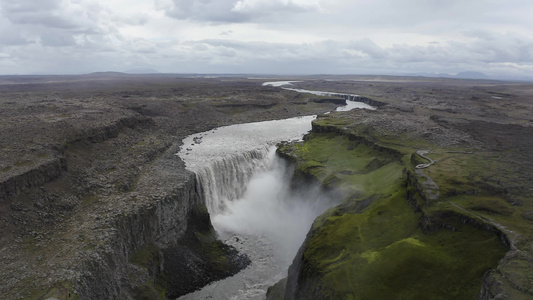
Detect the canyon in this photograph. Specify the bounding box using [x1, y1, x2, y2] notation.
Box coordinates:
[1, 74, 533, 299]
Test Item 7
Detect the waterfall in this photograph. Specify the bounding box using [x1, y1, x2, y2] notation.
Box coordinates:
[177, 115, 317, 217]
[193, 144, 335, 262]
[176, 116, 337, 299]
[176, 116, 338, 260]
[211, 149, 332, 261]
[195, 146, 273, 215]
[174, 86, 375, 299]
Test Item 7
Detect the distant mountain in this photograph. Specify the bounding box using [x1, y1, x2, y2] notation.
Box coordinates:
[404, 71, 489, 80]
[125, 68, 160, 74]
[454, 71, 488, 79]
[84, 70, 161, 76]
[85, 71, 127, 77]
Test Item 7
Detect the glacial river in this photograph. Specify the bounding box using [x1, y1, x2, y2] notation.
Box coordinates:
[176, 82, 374, 300]
[262, 81, 376, 111]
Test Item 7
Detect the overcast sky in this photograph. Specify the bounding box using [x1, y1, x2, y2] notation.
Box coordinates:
[0, 0, 532, 77]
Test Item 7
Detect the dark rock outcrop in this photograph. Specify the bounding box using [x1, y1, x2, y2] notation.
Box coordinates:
[0, 157, 66, 201]
[0, 115, 151, 202]
[312, 98, 346, 105]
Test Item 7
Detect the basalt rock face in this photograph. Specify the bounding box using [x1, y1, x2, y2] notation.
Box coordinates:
[283, 230, 315, 300]
[74, 173, 201, 299]
[73, 173, 249, 300]
[312, 98, 347, 105]
[0, 115, 150, 202]
[0, 157, 66, 201]
[163, 206, 251, 298]
[331, 94, 386, 107]
[276, 111, 513, 300]
[0, 113, 224, 299]
[0, 117, 248, 299]
[355, 96, 386, 107]
[0, 76, 343, 299]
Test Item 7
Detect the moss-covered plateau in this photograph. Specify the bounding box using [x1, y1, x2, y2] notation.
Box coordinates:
[276, 111, 529, 299]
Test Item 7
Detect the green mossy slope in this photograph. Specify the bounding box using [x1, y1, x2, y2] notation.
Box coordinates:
[278, 114, 509, 300]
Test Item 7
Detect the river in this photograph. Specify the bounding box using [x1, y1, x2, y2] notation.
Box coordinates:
[262, 81, 376, 112]
[176, 82, 374, 300]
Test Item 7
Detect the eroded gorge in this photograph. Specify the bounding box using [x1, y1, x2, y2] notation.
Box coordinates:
[1, 74, 532, 299]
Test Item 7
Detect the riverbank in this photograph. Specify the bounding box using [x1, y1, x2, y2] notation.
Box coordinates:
[272, 102, 533, 299]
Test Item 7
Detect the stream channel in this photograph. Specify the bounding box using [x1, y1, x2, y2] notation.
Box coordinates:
[176, 82, 374, 299]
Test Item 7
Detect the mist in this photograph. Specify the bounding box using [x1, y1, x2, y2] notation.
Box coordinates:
[212, 148, 336, 262]
[176, 116, 337, 299]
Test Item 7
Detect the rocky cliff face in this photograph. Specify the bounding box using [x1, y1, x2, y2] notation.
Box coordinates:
[0, 115, 150, 202]
[73, 170, 249, 299]
[74, 172, 199, 298]
[1, 111, 247, 299]
[327, 94, 386, 107]
[275, 110, 518, 300]
[0, 76, 340, 299]
[0, 157, 66, 201]
[2, 119, 248, 299]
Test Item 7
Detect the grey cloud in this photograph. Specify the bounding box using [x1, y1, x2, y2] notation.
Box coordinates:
[463, 30, 497, 41]
[0, 0, 122, 52]
[123, 38, 158, 54]
[164, 0, 249, 23]
[345, 39, 387, 59]
[121, 15, 149, 26]
[0, 0, 59, 14]
[0, 0, 79, 29]
[163, 0, 320, 23]
[2, 35, 530, 77]
[329, 0, 533, 34]
[3, 34, 533, 76]
[164, 36, 533, 76]
[0, 22, 32, 46]
[0, 35, 30, 46]
[7, 14, 78, 29]
[231, 0, 320, 15]
[39, 32, 76, 47]
[451, 33, 533, 64]
[1, 0, 532, 78]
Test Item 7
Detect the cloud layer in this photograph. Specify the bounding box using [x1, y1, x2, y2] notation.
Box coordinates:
[0, 0, 532, 78]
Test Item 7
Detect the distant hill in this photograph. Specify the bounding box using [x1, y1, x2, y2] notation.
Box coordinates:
[454, 71, 488, 79]
[125, 68, 160, 74]
[406, 71, 489, 80]
[85, 71, 128, 77]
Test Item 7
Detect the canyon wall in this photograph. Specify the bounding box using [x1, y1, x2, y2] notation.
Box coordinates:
[275, 113, 514, 300]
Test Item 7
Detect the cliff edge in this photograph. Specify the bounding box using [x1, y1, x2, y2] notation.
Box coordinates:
[274, 104, 532, 299]
[0, 75, 339, 299]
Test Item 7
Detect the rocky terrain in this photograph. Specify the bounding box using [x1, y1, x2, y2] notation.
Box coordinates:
[0, 74, 338, 299]
[1, 73, 533, 299]
[270, 77, 533, 299]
